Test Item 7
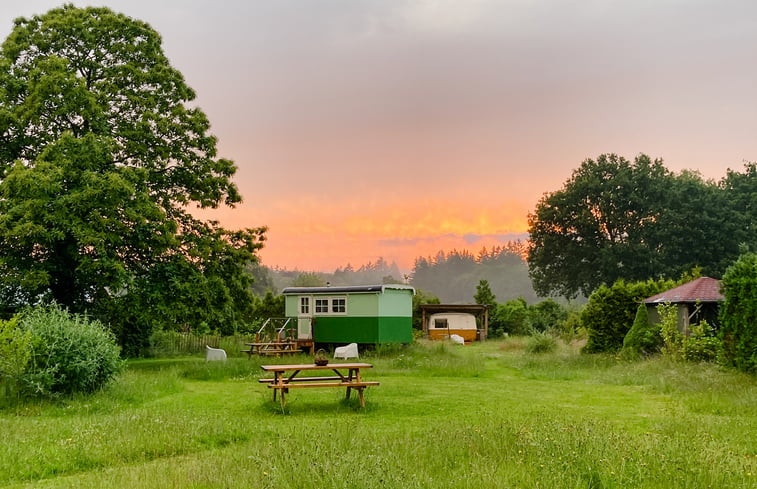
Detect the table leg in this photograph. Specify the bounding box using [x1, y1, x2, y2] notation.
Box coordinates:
[358, 387, 365, 408]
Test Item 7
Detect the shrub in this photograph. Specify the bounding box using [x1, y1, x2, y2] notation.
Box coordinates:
[683, 321, 720, 363]
[19, 304, 123, 397]
[719, 252, 757, 372]
[493, 298, 531, 336]
[528, 299, 568, 333]
[622, 304, 661, 356]
[0, 316, 32, 400]
[525, 332, 558, 354]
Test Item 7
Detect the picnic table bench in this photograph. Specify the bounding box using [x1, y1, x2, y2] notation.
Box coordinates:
[259, 363, 379, 408]
[242, 341, 299, 357]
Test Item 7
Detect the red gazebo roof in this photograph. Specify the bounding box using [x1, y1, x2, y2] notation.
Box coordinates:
[642, 277, 723, 304]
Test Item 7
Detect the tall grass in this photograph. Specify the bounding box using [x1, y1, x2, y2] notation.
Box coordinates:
[0, 339, 754, 488]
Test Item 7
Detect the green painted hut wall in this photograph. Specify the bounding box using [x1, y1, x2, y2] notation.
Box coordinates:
[282, 286, 413, 344]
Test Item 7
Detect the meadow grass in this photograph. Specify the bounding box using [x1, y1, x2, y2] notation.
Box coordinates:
[0, 339, 754, 488]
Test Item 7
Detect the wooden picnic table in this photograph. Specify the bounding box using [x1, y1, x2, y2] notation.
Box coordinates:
[259, 363, 379, 409]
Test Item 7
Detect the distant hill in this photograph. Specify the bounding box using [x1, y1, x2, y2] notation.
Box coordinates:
[409, 243, 541, 303]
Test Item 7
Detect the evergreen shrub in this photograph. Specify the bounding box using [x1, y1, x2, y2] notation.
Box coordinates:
[719, 252, 757, 372]
[622, 304, 661, 356]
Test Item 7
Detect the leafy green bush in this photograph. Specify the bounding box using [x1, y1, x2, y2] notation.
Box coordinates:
[719, 252, 757, 372]
[683, 321, 720, 363]
[0, 316, 32, 401]
[493, 298, 531, 336]
[528, 299, 568, 332]
[525, 332, 558, 354]
[583, 278, 676, 353]
[19, 305, 123, 397]
[622, 304, 661, 356]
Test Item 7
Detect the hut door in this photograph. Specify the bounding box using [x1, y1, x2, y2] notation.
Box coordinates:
[297, 296, 313, 340]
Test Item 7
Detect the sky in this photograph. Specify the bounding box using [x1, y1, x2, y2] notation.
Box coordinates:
[2, 1, 756, 272]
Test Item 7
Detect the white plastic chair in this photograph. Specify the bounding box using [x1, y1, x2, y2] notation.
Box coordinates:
[333, 343, 359, 359]
[205, 345, 227, 362]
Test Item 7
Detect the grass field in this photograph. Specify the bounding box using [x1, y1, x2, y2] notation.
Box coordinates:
[1, 339, 755, 488]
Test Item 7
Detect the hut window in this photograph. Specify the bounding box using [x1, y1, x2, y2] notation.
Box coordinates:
[434, 318, 448, 329]
[331, 298, 346, 313]
[315, 298, 329, 313]
[299, 297, 310, 314]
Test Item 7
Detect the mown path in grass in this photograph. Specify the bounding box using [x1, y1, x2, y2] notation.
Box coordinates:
[1, 340, 755, 488]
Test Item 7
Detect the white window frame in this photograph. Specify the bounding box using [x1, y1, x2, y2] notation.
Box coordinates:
[331, 297, 346, 314]
[299, 297, 310, 315]
[315, 298, 330, 314]
[311, 296, 348, 315]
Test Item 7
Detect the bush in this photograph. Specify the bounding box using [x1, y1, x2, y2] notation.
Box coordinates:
[622, 304, 661, 356]
[528, 299, 568, 333]
[0, 316, 32, 401]
[525, 332, 558, 354]
[493, 298, 531, 336]
[19, 305, 123, 397]
[719, 252, 757, 372]
[683, 321, 720, 363]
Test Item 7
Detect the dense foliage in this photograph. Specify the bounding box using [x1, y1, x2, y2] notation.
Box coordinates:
[0, 6, 265, 353]
[491, 299, 531, 336]
[0, 316, 31, 400]
[17, 304, 123, 397]
[527, 154, 754, 298]
[719, 252, 757, 372]
[582, 278, 677, 353]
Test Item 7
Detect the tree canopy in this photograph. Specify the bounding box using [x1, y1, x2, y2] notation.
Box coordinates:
[0, 5, 265, 353]
[527, 153, 754, 298]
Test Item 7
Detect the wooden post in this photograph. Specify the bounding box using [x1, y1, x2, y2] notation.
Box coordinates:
[483, 305, 489, 341]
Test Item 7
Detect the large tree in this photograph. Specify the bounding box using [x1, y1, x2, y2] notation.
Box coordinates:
[0, 6, 265, 351]
[527, 153, 744, 298]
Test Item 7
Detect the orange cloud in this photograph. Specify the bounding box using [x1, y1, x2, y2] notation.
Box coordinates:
[194, 196, 529, 272]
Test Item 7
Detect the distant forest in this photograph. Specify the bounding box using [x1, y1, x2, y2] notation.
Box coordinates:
[252, 240, 542, 304]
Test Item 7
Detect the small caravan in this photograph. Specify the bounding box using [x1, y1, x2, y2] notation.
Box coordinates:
[419, 304, 489, 343]
[427, 312, 477, 343]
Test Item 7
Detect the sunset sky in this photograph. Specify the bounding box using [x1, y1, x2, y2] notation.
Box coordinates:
[3, 1, 756, 272]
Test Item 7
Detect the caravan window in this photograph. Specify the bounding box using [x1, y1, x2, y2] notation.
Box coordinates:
[315, 298, 329, 313]
[434, 318, 448, 329]
[299, 297, 310, 314]
[331, 298, 346, 313]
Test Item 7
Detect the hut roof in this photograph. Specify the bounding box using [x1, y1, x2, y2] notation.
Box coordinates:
[282, 284, 415, 295]
[642, 277, 723, 304]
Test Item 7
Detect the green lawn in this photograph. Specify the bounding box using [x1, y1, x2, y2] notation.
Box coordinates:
[1, 339, 755, 488]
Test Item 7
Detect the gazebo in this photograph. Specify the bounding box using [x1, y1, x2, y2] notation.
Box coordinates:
[642, 277, 724, 333]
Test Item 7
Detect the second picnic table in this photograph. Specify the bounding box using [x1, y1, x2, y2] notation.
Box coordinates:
[259, 363, 379, 409]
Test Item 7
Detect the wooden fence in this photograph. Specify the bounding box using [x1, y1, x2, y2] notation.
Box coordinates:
[148, 332, 255, 357]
